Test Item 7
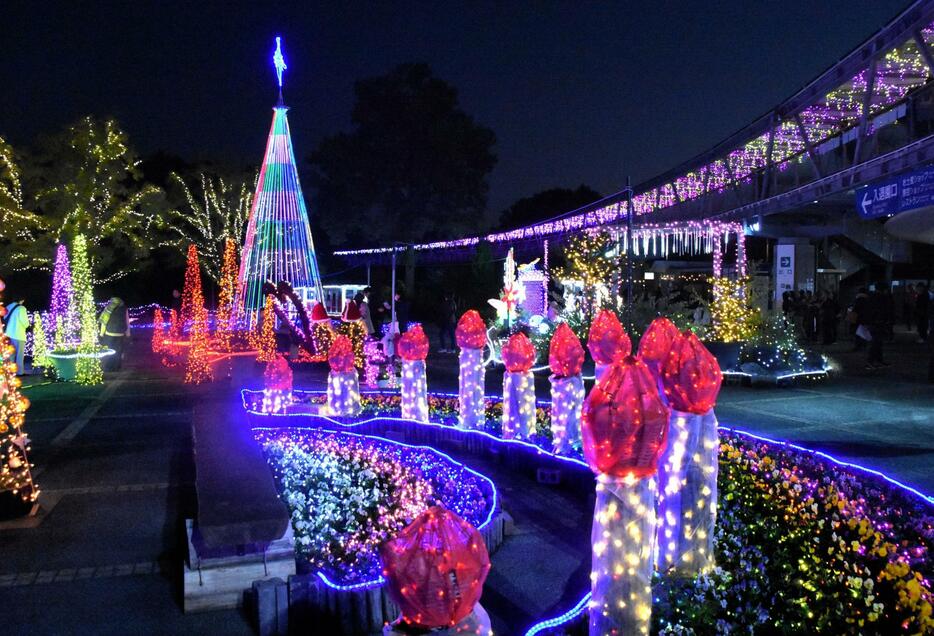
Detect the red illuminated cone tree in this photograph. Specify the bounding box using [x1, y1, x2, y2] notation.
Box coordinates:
[398, 324, 429, 422]
[501, 332, 536, 439]
[549, 323, 585, 454]
[582, 355, 669, 636]
[456, 310, 486, 429]
[655, 331, 722, 574]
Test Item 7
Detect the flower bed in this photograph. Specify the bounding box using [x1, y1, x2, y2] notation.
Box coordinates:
[245, 390, 933, 634]
[254, 428, 494, 586]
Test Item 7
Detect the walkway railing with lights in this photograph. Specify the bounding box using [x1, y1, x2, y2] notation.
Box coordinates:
[335, 0, 934, 264]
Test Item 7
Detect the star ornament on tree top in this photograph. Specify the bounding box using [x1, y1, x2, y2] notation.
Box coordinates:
[273, 36, 287, 88]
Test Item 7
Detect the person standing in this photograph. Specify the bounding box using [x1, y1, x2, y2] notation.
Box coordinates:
[437, 294, 456, 353]
[355, 290, 375, 336]
[99, 297, 130, 371]
[851, 288, 870, 351]
[866, 287, 890, 369]
[4, 298, 28, 375]
[916, 283, 930, 343]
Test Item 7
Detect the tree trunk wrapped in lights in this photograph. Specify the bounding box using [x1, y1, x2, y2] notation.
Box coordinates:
[398, 324, 429, 422]
[582, 356, 669, 636]
[656, 331, 722, 574]
[339, 300, 367, 368]
[587, 308, 631, 382]
[549, 323, 585, 454]
[381, 506, 491, 635]
[326, 335, 361, 416]
[501, 332, 536, 439]
[456, 310, 486, 429]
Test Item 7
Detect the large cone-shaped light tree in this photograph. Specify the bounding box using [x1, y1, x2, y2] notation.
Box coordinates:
[236, 38, 324, 328]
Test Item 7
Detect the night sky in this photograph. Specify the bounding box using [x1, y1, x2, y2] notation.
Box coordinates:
[1, 0, 908, 213]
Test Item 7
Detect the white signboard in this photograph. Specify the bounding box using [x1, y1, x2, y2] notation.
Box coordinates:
[775, 244, 795, 301]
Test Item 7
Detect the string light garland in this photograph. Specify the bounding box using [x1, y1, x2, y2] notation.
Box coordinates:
[0, 278, 39, 509]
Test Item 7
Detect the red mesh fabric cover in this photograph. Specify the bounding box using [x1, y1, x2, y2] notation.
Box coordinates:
[456, 310, 487, 350]
[549, 323, 584, 378]
[582, 355, 670, 477]
[381, 506, 491, 628]
[501, 332, 535, 373]
[263, 355, 293, 392]
[398, 324, 430, 360]
[637, 316, 680, 369]
[341, 300, 362, 322]
[661, 331, 722, 414]
[328, 335, 356, 373]
[310, 302, 329, 322]
[587, 309, 632, 365]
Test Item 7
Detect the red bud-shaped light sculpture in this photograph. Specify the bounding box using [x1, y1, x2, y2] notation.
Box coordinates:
[327, 335, 361, 416]
[585, 355, 669, 635]
[398, 324, 429, 360]
[262, 355, 293, 414]
[328, 335, 356, 373]
[638, 316, 681, 371]
[501, 332, 535, 372]
[661, 331, 722, 414]
[549, 323, 584, 378]
[655, 331, 721, 575]
[398, 326, 430, 422]
[549, 323, 585, 455]
[587, 309, 632, 373]
[502, 332, 536, 439]
[381, 506, 491, 629]
[264, 354, 293, 393]
[582, 355, 669, 478]
[455, 310, 487, 350]
[456, 310, 487, 429]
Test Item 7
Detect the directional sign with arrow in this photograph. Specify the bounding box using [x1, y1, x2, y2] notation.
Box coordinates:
[857, 164, 934, 219]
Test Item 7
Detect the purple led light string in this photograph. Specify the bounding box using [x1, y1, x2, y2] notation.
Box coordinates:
[50, 243, 76, 343]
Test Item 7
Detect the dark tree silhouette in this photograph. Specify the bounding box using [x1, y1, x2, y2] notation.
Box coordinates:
[309, 63, 497, 247]
[498, 185, 602, 230]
